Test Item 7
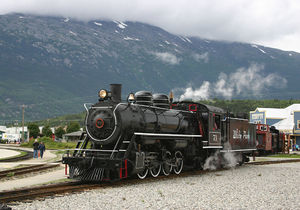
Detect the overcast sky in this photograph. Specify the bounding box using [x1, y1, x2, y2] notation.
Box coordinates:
[1, 0, 300, 52]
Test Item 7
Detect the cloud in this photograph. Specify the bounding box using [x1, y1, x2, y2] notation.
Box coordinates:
[152, 52, 181, 65]
[176, 63, 287, 100]
[1, 0, 300, 52]
[192, 52, 209, 63]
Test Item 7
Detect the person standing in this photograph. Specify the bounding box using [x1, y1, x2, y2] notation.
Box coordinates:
[39, 142, 46, 158]
[33, 140, 39, 158]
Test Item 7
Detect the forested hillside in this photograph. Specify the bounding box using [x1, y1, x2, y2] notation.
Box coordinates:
[1, 14, 300, 121]
[15, 99, 300, 127]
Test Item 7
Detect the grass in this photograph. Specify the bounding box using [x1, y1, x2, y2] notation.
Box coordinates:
[269, 153, 300, 158]
[6, 172, 15, 177]
[0, 150, 28, 161]
[21, 137, 77, 150]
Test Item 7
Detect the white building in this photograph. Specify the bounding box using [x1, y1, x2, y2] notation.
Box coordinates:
[0, 126, 28, 142]
[250, 104, 300, 145]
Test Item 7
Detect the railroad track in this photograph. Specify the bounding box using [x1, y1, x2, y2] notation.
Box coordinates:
[0, 181, 103, 204]
[0, 164, 60, 179]
[1, 158, 299, 204]
[0, 148, 33, 162]
[246, 158, 300, 165]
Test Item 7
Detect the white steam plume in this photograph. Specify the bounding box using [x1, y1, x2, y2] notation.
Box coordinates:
[176, 63, 287, 100]
[179, 81, 210, 101]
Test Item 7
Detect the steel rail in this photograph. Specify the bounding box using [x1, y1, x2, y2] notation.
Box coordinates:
[0, 164, 60, 179]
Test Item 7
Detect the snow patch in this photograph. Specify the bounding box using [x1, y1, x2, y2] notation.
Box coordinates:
[115, 30, 119, 33]
[165, 40, 170, 45]
[174, 49, 181, 53]
[185, 37, 192, 43]
[179, 36, 192, 43]
[159, 44, 164, 47]
[19, 16, 24, 19]
[64, 18, 69, 22]
[114, 21, 127, 29]
[69, 31, 77, 36]
[179, 36, 187, 42]
[94, 22, 102, 26]
[124, 36, 140, 41]
[289, 53, 293, 56]
[251, 44, 266, 54]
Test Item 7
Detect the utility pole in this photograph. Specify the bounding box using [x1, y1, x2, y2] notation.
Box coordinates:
[22, 104, 25, 143]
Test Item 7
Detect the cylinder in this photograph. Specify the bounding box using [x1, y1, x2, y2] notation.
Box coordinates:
[110, 84, 122, 103]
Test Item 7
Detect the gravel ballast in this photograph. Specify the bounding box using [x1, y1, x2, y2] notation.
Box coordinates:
[14, 163, 300, 209]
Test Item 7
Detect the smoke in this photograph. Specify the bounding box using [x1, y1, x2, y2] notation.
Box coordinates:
[179, 81, 210, 101]
[203, 150, 239, 170]
[203, 151, 220, 170]
[176, 63, 287, 100]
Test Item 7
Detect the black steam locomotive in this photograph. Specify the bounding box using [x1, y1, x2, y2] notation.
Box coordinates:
[62, 84, 256, 181]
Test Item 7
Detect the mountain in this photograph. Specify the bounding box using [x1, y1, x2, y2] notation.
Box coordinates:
[1, 13, 300, 122]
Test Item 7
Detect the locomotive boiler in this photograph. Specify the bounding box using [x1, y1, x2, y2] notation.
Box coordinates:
[63, 84, 256, 182]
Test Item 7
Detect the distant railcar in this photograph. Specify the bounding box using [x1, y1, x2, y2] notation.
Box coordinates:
[256, 124, 283, 155]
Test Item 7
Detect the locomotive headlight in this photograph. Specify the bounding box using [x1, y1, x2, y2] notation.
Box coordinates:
[99, 89, 107, 99]
[127, 93, 135, 102]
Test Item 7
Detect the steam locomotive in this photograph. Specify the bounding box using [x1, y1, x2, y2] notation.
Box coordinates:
[62, 84, 257, 182]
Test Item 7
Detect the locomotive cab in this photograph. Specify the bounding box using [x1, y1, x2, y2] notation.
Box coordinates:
[171, 101, 224, 149]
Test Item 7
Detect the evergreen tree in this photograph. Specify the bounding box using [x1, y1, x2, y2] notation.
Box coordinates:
[42, 125, 53, 137]
[28, 123, 40, 138]
[55, 126, 66, 138]
[66, 121, 80, 133]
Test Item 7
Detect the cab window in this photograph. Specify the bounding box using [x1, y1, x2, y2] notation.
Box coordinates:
[213, 114, 221, 130]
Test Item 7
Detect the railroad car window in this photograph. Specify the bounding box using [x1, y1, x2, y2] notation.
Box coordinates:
[297, 120, 300, 129]
[260, 125, 267, 131]
[214, 114, 221, 130]
[257, 135, 263, 145]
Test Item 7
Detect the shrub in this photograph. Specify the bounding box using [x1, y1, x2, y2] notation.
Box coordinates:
[21, 136, 77, 150]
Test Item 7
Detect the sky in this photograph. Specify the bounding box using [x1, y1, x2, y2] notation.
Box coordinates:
[1, 0, 300, 52]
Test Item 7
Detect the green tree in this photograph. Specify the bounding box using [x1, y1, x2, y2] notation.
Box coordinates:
[55, 126, 66, 138]
[28, 123, 40, 138]
[66, 121, 80, 133]
[42, 125, 53, 137]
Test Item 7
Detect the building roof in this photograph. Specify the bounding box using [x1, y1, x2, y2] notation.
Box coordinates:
[251, 104, 300, 133]
[256, 104, 300, 119]
[262, 104, 300, 133]
[256, 108, 287, 119]
[273, 117, 294, 132]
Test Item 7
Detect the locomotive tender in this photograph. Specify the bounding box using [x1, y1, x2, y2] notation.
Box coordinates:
[63, 84, 256, 181]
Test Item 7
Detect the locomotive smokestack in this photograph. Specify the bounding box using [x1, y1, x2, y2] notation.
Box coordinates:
[110, 84, 122, 103]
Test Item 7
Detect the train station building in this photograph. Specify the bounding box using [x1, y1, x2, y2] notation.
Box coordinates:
[249, 104, 300, 146]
